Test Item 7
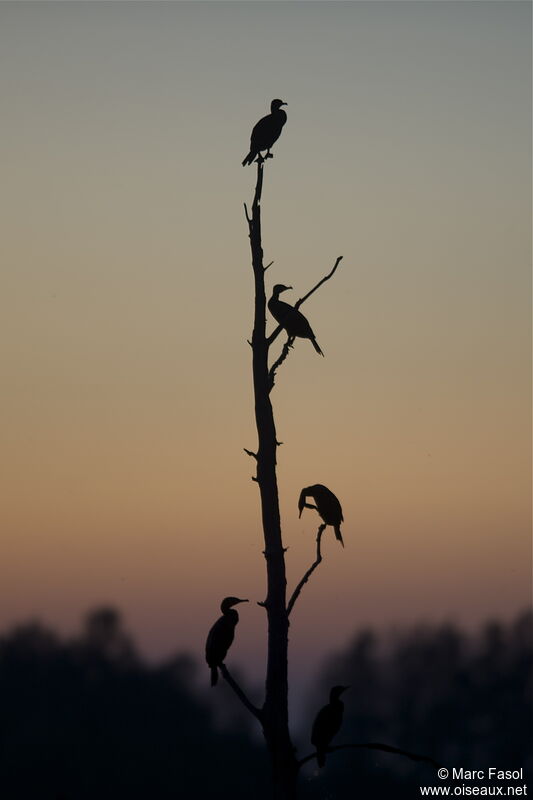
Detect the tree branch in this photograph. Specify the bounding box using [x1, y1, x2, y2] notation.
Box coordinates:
[297, 742, 442, 770]
[287, 524, 326, 616]
[295, 255, 343, 310]
[219, 663, 264, 723]
[268, 336, 295, 391]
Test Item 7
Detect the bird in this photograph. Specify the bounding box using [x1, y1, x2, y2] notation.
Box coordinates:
[298, 484, 344, 546]
[242, 99, 288, 166]
[311, 685, 350, 768]
[205, 596, 248, 686]
[268, 284, 324, 356]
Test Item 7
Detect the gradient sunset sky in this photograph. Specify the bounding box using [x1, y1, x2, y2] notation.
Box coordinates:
[1, 1, 531, 697]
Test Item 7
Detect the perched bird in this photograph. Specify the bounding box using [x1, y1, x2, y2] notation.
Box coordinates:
[205, 596, 248, 686]
[268, 284, 324, 356]
[298, 484, 344, 546]
[311, 685, 350, 768]
[242, 99, 288, 166]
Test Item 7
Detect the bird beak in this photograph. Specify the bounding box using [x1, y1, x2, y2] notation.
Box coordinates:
[281, 102, 288, 106]
[236, 599, 249, 604]
[341, 686, 350, 694]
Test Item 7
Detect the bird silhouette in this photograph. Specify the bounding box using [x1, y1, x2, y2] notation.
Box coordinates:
[268, 285, 324, 355]
[311, 685, 349, 768]
[205, 597, 248, 686]
[298, 484, 344, 546]
[242, 99, 287, 166]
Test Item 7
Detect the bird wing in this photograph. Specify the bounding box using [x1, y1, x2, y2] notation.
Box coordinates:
[311, 706, 328, 747]
[287, 309, 315, 339]
[329, 494, 343, 524]
[311, 704, 343, 748]
[313, 485, 343, 526]
[250, 112, 285, 152]
[273, 304, 315, 339]
[268, 298, 294, 327]
[205, 616, 235, 666]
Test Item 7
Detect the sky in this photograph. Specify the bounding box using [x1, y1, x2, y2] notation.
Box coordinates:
[1, 0, 531, 706]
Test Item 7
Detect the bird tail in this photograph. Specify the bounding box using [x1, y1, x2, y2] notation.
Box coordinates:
[210, 666, 218, 687]
[334, 525, 344, 547]
[242, 151, 255, 166]
[317, 749, 326, 768]
[311, 337, 324, 356]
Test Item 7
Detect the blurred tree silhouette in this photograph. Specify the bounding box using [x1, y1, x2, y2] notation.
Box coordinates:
[0, 608, 269, 800]
[81, 607, 136, 665]
[0, 609, 529, 798]
[300, 611, 532, 798]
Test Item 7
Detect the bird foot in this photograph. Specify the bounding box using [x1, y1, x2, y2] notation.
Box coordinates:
[265, 152, 274, 160]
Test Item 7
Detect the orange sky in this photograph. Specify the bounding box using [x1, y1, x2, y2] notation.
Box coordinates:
[1, 2, 531, 697]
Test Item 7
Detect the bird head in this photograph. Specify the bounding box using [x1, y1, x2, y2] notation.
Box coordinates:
[220, 597, 249, 613]
[330, 685, 350, 701]
[272, 283, 292, 297]
[271, 99, 287, 111]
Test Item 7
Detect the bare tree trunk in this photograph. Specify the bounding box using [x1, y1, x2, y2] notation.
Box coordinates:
[237, 152, 437, 798]
[246, 159, 298, 799]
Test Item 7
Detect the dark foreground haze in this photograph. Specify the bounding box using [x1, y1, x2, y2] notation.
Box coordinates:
[0, 608, 530, 799]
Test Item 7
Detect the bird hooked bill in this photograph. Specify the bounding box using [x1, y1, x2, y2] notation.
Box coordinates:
[242, 99, 287, 166]
[298, 484, 344, 545]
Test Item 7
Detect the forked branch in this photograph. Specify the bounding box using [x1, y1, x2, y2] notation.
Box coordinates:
[287, 524, 326, 616]
[297, 742, 443, 770]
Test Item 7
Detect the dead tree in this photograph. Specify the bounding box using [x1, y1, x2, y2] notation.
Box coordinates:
[211, 154, 440, 799]
[220, 152, 342, 799]
[245, 156, 301, 799]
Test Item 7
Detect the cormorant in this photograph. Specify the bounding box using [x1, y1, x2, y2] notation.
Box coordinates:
[311, 685, 349, 768]
[298, 484, 344, 546]
[205, 596, 248, 686]
[242, 99, 287, 166]
[268, 284, 324, 356]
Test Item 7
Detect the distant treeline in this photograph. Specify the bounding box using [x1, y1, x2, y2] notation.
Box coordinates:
[0, 608, 530, 799]
[302, 611, 532, 798]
